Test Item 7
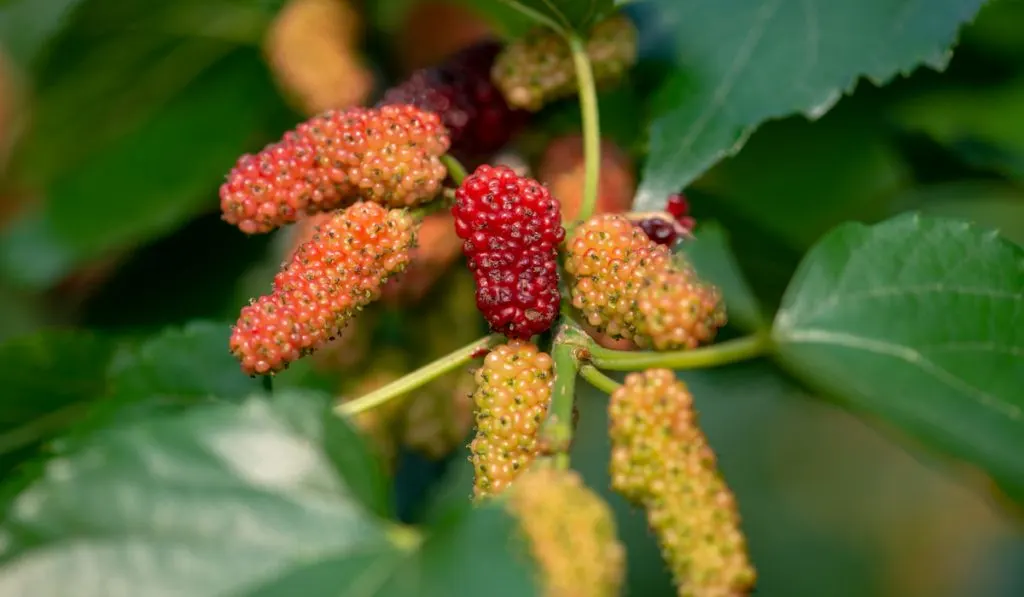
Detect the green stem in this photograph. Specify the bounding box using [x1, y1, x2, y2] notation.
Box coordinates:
[579, 364, 622, 394]
[541, 329, 580, 470]
[337, 335, 503, 417]
[440, 154, 469, 186]
[581, 333, 771, 371]
[568, 33, 601, 223]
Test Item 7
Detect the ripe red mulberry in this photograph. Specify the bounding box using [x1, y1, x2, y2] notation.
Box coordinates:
[220, 105, 450, 234]
[379, 41, 529, 160]
[452, 165, 564, 339]
[468, 340, 553, 499]
[609, 369, 755, 597]
[229, 202, 414, 375]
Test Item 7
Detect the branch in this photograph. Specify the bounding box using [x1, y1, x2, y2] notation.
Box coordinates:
[540, 323, 581, 469]
[568, 32, 601, 223]
[336, 335, 503, 417]
[579, 334, 771, 371]
[579, 364, 621, 394]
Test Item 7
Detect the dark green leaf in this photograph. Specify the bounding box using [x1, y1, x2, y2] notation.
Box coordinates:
[0, 331, 116, 465]
[633, 0, 986, 210]
[892, 181, 1024, 247]
[0, 0, 86, 68]
[106, 321, 261, 402]
[486, 0, 615, 33]
[46, 51, 281, 257]
[569, 361, 1022, 596]
[682, 222, 767, 332]
[695, 101, 909, 249]
[0, 392, 541, 596]
[772, 213, 1024, 502]
[0, 208, 79, 290]
[890, 78, 1024, 179]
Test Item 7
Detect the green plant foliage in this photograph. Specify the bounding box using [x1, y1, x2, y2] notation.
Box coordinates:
[773, 214, 1024, 501]
[0, 391, 540, 596]
[632, 0, 987, 210]
[0, 331, 116, 472]
[488, 0, 616, 33]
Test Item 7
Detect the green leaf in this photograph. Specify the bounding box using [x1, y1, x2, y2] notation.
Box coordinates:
[633, 0, 986, 210]
[46, 51, 281, 257]
[890, 77, 1024, 179]
[892, 181, 1024, 247]
[106, 321, 261, 403]
[682, 222, 767, 332]
[772, 213, 1024, 502]
[488, 0, 615, 33]
[0, 0, 86, 68]
[0, 392, 541, 596]
[0, 331, 116, 462]
[568, 361, 1022, 596]
[695, 100, 909, 249]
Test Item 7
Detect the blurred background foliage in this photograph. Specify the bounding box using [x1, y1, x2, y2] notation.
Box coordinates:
[0, 0, 1022, 596]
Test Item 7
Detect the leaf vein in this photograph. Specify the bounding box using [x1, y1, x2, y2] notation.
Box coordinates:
[779, 327, 1022, 420]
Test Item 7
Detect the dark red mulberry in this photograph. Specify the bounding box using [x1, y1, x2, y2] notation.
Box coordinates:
[379, 41, 529, 161]
[452, 165, 565, 339]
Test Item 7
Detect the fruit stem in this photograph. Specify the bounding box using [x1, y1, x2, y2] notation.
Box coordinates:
[337, 334, 504, 417]
[579, 364, 622, 393]
[440, 154, 469, 186]
[568, 32, 601, 223]
[579, 333, 771, 371]
[543, 325, 580, 470]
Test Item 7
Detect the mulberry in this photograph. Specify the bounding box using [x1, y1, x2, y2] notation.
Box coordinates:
[452, 165, 564, 339]
[468, 340, 553, 499]
[264, 0, 373, 114]
[229, 202, 414, 375]
[221, 105, 450, 234]
[379, 41, 529, 160]
[507, 468, 626, 597]
[609, 369, 755, 597]
[537, 135, 635, 221]
[636, 193, 696, 246]
[492, 14, 638, 112]
[564, 213, 671, 344]
[636, 265, 726, 351]
[565, 214, 725, 349]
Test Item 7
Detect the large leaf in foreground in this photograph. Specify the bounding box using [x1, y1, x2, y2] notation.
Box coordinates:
[633, 0, 986, 209]
[0, 331, 116, 470]
[0, 392, 539, 596]
[773, 214, 1024, 502]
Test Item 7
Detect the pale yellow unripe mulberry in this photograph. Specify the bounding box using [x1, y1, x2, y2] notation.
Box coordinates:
[507, 468, 626, 597]
[468, 340, 554, 499]
[609, 369, 755, 597]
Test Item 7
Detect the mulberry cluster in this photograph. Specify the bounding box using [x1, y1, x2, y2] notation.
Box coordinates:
[609, 369, 755, 597]
[379, 41, 529, 160]
[507, 468, 626, 597]
[468, 340, 554, 499]
[565, 213, 725, 349]
[229, 202, 414, 375]
[220, 104, 450, 234]
[452, 165, 564, 339]
[492, 14, 638, 112]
